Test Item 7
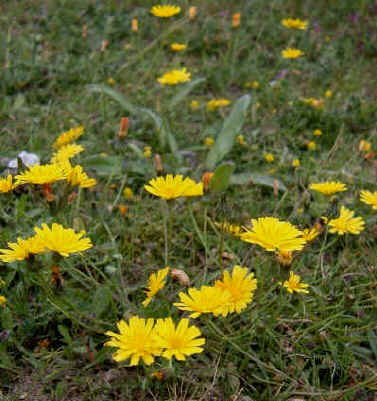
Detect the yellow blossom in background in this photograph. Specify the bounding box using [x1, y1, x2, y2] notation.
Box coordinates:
[205, 137, 215, 149]
[154, 318, 205, 361]
[145, 174, 203, 200]
[144, 146, 152, 158]
[157, 68, 191, 85]
[325, 90, 332, 98]
[232, 12, 241, 28]
[281, 48, 304, 59]
[150, 4, 181, 18]
[301, 97, 324, 110]
[131, 18, 138, 32]
[15, 164, 67, 186]
[207, 98, 231, 111]
[240, 217, 306, 253]
[265, 153, 274, 163]
[188, 6, 197, 20]
[327, 206, 365, 235]
[307, 141, 316, 151]
[309, 181, 347, 195]
[107, 77, 115, 85]
[215, 222, 242, 236]
[0, 236, 45, 263]
[302, 227, 320, 242]
[0, 296, 6, 306]
[105, 316, 161, 365]
[143, 267, 169, 307]
[34, 223, 93, 257]
[214, 266, 257, 314]
[292, 159, 300, 168]
[282, 271, 309, 294]
[51, 144, 84, 163]
[190, 100, 199, 110]
[170, 43, 186, 51]
[237, 135, 247, 146]
[314, 129, 322, 136]
[0, 175, 15, 193]
[174, 286, 231, 318]
[123, 187, 134, 199]
[53, 126, 84, 149]
[360, 190, 377, 210]
[281, 18, 308, 30]
[66, 165, 97, 188]
[245, 81, 259, 89]
[359, 140, 371, 152]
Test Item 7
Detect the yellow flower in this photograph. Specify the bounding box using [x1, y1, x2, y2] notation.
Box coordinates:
[123, 187, 134, 199]
[66, 165, 97, 188]
[314, 129, 322, 136]
[309, 181, 347, 195]
[292, 159, 300, 168]
[144, 174, 203, 200]
[307, 141, 316, 151]
[53, 126, 84, 149]
[360, 190, 377, 210]
[215, 222, 242, 236]
[205, 137, 215, 148]
[150, 4, 181, 18]
[34, 223, 93, 257]
[301, 97, 324, 110]
[232, 12, 241, 28]
[237, 135, 247, 146]
[154, 318, 205, 361]
[51, 144, 84, 164]
[302, 227, 320, 242]
[0, 296, 6, 306]
[131, 18, 138, 32]
[214, 265, 257, 314]
[105, 316, 161, 365]
[327, 206, 365, 235]
[240, 217, 306, 253]
[170, 43, 187, 51]
[207, 98, 231, 111]
[265, 153, 274, 163]
[276, 251, 293, 266]
[281, 18, 308, 30]
[190, 100, 199, 110]
[0, 236, 41, 263]
[143, 267, 169, 307]
[174, 286, 231, 318]
[281, 48, 304, 59]
[0, 175, 15, 193]
[282, 271, 309, 294]
[144, 146, 152, 158]
[119, 204, 128, 215]
[325, 90, 332, 98]
[359, 140, 371, 152]
[15, 164, 67, 186]
[188, 6, 197, 20]
[157, 68, 191, 85]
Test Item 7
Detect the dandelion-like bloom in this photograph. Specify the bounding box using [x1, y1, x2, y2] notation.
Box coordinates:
[0, 175, 15, 193]
[34, 223, 92, 257]
[53, 126, 84, 149]
[207, 99, 231, 111]
[154, 318, 205, 361]
[123, 187, 134, 198]
[292, 159, 300, 168]
[171, 43, 186, 51]
[281, 18, 308, 30]
[237, 135, 247, 146]
[174, 286, 231, 318]
[214, 265, 257, 314]
[240, 217, 306, 253]
[265, 153, 274, 163]
[282, 271, 309, 294]
[105, 316, 161, 365]
[205, 137, 215, 148]
[144, 174, 203, 200]
[150, 4, 181, 18]
[327, 206, 365, 235]
[325, 90, 332, 98]
[309, 181, 347, 196]
[157, 68, 191, 85]
[143, 267, 169, 307]
[215, 222, 242, 236]
[359, 140, 371, 152]
[0, 236, 45, 263]
[301, 97, 324, 110]
[0, 296, 6, 306]
[281, 48, 304, 59]
[307, 141, 316, 151]
[190, 100, 199, 110]
[360, 190, 377, 210]
[66, 165, 97, 188]
[302, 227, 320, 242]
[314, 129, 322, 136]
[51, 144, 84, 164]
[15, 164, 67, 186]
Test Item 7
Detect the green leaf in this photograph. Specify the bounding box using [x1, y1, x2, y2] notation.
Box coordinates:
[58, 324, 72, 346]
[210, 163, 235, 192]
[83, 155, 122, 176]
[91, 286, 111, 318]
[169, 78, 206, 108]
[206, 94, 251, 170]
[230, 172, 287, 192]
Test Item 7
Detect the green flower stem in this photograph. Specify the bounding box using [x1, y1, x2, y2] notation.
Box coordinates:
[162, 199, 174, 266]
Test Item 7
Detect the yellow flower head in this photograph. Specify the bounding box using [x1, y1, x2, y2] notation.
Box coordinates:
[53, 126, 84, 149]
[154, 318, 205, 361]
[123, 187, 134, 199]
[314, 129, 322, 136]
[237, 135, 247, 146]
[34, 223, 93, 257]
[15, 164, 67, 186]
[143, 146, 152, 158]
[214, 265, 257, 314]
[0, 175, 15, 193]
[309, 181, 347, 196]
[170, 43, 187, 51]
[143, 267, 169, 307]
[265, 153, 274, 163]
[281, 18, 308, 30]
[150, 4, 181, 18]
[240, 217, 306, 253]
[207, 98, 231, 111]
[157, 68, 191, 85]
[359, 140, 371, 152]
[190, 100, 199, 110]
[66, 165, 97, 188]
[307, 141, 316, 151]
[174, 286, 231, 318]
[0, 296, 6, 306]
[292, 159, 300, 168]
[0, 235, 45, 263]
[282, 271, 309, 294]
[205, 137, 215, 148]
[327, 206, 365, 235]
[145, 174, 203, 200]
[360, 190, 377, 210]
[51, 144, 84, 164]
[301, 97, 324, 109]
[105, 316, 161, 365]
[302, 227, 320, 242]
[281, 48, 304, 59]
[325, 90, 332, 98]
[215, 222, 242, 236]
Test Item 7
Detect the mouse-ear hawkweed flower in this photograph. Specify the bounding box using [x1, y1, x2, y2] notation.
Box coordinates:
[143, 267, 169, 307]
[150, 4, 181, 18]
[0, 175, 16, 193]
[15, 163, 68, 186]
[66, 164, 97, 188]
[157, 68, 191, 85]
[309, 181, 347, 195]
[53, 126, 84, 149]
[0, 296, 6, 306]
[281, 18, 308, 30]
[360, 190, 377, 210]
[282, 271, 309, 294]
[51, 144, 84, 164]
[281, 48, 304, 59]
[0, 236, 45, 263]
[327, 206, 365, 235]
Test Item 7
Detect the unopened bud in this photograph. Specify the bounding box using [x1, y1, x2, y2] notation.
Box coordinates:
[155, 154, 163, 175]
[171, 268, 190, 286]
[118, 117, 129, 139]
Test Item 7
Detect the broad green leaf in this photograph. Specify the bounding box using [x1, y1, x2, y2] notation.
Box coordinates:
[169, 78, 206, 108]
[230, 172, 287, 192]
[91, 286, 111, 317]
[210, 163, 235, 192]
[206, 94, 251, 170]
[83, 155, 122, 176]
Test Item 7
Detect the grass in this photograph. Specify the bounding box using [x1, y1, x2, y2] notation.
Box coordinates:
[1, 0, 377, 400]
